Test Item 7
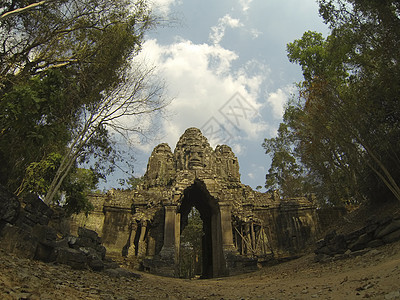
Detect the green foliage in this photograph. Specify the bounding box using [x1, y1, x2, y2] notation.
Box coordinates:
[263, 107, 312, 198]
[23, 153, 63, 196]
[0, 69, 72, 191]
[287, 31, 328, 82]
[62, 168, 97, 216]
[124, 176, 144, 190]
[265, 0, 400, 205]
[0, 0, 160, 213]
[179, 208, 203, 278]
[21, 152, 98, 216]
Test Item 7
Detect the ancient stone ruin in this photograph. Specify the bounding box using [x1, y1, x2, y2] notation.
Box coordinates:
[0, 186, 138, 278]
[72, 127, 342, 278]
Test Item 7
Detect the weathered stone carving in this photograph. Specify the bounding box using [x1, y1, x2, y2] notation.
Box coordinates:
[143, 143, 175, 188]
[72, 127, 340, 278]
[174, 127, 214, 171]
[215, 145, 239, 180]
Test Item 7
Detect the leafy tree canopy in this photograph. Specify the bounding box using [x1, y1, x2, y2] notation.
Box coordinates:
[0, 0, 165, 212]
[264, 0, 400, 206]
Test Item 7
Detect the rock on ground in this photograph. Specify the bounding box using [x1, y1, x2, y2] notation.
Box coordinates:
[1, 239, 400, 299]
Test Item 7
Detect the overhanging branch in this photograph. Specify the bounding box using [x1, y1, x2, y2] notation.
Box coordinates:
[1, 1, 48, 19]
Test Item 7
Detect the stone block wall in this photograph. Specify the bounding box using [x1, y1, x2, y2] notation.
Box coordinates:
[101, 206, 132, 256]
[252, 203, 319, 259]
[70, 193, 106, 236]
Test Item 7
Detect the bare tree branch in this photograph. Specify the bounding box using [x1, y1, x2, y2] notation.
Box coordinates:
[1, 1, 48, 19]
[44, 61, 170, 204]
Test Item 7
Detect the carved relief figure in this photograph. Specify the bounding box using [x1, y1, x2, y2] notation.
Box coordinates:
[144, 143, 175, 187]
[215, 145, 240, 181]
[174, 128, 213, 171]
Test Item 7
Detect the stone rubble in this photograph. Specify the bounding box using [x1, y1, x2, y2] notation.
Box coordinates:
[315, 215, 400, 262]
[0, 185, 140, 278]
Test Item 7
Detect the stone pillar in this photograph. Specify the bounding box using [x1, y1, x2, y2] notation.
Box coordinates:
[159, 205, 177, 262]
[127, 222, 138, 258]
[137, 221, 148, 258]
[211, 211, 222, 277]
[250, 221, 256, 250]
[219, 202, 235, 251]
[174, 212, 181, 265]
[147, 234, 156, 257]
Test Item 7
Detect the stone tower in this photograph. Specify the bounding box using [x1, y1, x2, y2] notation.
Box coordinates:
[73, 128, 328, 278]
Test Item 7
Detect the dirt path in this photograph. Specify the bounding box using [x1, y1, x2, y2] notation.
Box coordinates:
[1, 239, 400, 300]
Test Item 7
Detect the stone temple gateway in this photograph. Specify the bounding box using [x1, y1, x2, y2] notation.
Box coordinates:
[72, 128, 341, 277]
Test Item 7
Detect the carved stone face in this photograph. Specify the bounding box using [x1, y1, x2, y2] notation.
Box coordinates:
[145, 143, 174, 182]
[174, 127, 213, 171]
[187, 145, 204, 169]
[155, 144, 170, 155]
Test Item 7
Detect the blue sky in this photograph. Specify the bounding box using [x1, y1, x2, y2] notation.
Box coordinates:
[105, 0, 330, 191]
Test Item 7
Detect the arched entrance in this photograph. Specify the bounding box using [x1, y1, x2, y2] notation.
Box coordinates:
[177, 180, 226, 278]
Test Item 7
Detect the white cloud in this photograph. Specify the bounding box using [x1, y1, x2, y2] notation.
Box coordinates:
[266, 87, 293, 119]
[249, 28, 262, 39]
[232, 143, 245, 156]
[150, 0, 180, 15]
[209, 14, 243, 45]
[246, 164, 266, 182]
[239, 0, 253, 12]
[135, 38, 269, 152]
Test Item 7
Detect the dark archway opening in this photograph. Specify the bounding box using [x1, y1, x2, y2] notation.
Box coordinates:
[178, 180, 220, 279]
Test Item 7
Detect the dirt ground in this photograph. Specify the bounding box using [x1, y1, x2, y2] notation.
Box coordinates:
[2, 201, 400, 300]
[1, 238, 400, 300]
